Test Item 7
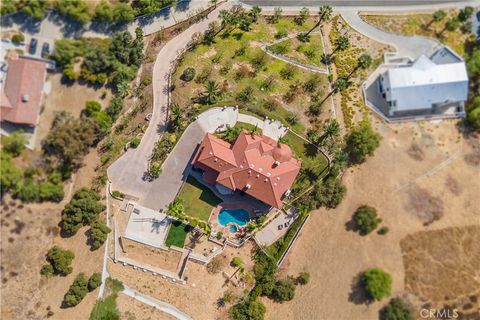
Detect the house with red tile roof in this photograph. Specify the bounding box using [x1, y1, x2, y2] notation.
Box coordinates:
[1, 57, 47, 127]
[192, 130, 302, 208]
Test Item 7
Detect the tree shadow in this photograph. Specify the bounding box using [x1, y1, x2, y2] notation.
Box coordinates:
[348, 273, 373, 305]
[344, 218, 357, 232]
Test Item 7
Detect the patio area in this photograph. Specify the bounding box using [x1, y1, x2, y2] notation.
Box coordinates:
[124, 204, 172, 248]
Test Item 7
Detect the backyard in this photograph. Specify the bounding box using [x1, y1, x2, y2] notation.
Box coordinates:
[177, 176, 222, 221]
[164, 220, 192, 248]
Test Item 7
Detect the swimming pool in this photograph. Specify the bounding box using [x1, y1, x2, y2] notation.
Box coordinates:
[229, 225, 237, 233]
[218, 208, 250, 227]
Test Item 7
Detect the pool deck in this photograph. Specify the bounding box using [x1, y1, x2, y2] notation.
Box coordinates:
[210, 202, 258, 240]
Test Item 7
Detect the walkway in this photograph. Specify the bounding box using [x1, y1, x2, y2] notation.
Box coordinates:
[338, 10, 442, 61]
[122, 285, 192, 320]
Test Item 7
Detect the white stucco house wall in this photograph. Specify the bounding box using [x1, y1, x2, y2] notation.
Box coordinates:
[376, 46, 469, 117]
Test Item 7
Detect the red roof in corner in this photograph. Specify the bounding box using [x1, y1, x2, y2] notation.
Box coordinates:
[192, 130, 301, 208]
[0, 58, 47, 126]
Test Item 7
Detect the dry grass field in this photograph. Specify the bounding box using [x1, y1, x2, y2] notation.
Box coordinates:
[261, 119, 479, 320]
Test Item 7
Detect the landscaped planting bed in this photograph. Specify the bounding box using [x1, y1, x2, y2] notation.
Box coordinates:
[165, 220, 192, 248]
[267, 34, 325, 67]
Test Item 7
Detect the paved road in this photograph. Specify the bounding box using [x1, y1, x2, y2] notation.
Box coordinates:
[108, 3, 232, 201]
[339, 10, 443, 60]
[122, 285, 192, 320]
[240, 0, 474, 7]
[0, 0, 210, 41]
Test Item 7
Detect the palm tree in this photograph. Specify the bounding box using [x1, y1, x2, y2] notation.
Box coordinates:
[333, 35, 350, 54]
[348, 53, 372, 78]
[304, 5, 332, 37]
[319, 78, 351, 106]
[169, 103, 181, 129]
[222, 125, 241, 143]
[438, 17, 460, 36]
[217, 9, 233, 35]
[249, 5, 262, 22]
[204, 80, 221, 104]
[424, 10, 446, 30]
[167, 198, 184, 217]
[321, 119, 340, 141]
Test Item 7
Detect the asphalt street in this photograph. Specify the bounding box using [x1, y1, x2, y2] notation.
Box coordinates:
[240, 0, 473, 6]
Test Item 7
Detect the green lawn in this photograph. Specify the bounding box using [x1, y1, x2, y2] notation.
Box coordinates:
[165, 220, 191, 248]
[178, 176, 222, 221]
[282, 131, 328, 177]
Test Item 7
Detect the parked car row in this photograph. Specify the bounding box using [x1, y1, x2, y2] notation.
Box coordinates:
[28, 37, 51, 58]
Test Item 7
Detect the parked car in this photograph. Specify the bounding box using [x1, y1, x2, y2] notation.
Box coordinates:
[28, 38, 38, 55]
[41, 42, 50, 59]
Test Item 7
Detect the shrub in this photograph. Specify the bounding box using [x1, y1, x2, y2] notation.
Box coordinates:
[90, 220, 111, 250]
[88, 273, 102, 291]
[0, 153, 22, 193]
[40, 264, 54, 277]
[263, 97, 279, 111]
[130, 136, 140, 148]
[235, 64, 253, 79]
[297, 272, 310, 285]
[216, 231, 223, 240]
[378, 226, 389, 235]
[38, 181, 65, 202]
[149, 162, 162, 178]
[354, 205, 381, 235]
[280, 65, 296, 80]
[251, 52, 267, 71]
[111, 190, 124, 198]
[303, 74, 320, 93]
[85, 101, 102, 117]
[2, 131, 26, 156]
[180, 67, 196, 82]
[90, 294, 120, 320]
[64, 273, 89, 307]
[362, 268, 392, 301]
[269, 42, 290, 55]
[270, 278, 296, 302]
[380, 298, 412, 320]
[195, 66, 212, 84]
[11, 33, 24, 45]
[220, 61, 232, 75]
[47, 246, 75, 276]
[236, 86, 254, 103]
[233, 44, 247, 57]
[105, 277, 124, 294]
[275, 29, 288, 39]
[230, 257, 244, 268]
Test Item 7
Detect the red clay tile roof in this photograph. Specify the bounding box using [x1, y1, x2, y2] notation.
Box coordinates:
[192, 130, 301, 208]
[0, 57, 47, 126]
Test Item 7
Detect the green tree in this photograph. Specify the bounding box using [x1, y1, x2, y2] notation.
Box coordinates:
[425, 10, 446, 29]
[85, 101, 102, 117]
[55, 0, 91, 24]
[88, 273, 102, 291]
[362, 268, 392, 301]
[438, 17, 460, 36]
[348, 53, 372, 78]
[322, 119, 341, 141]
[345, 120, 382, 163]
[270, 278, 296, 302]
[204, 80, 221, 104]
[304, 5, 332, 37]
[90, 295, 120, 320]
[47, 245, 75, 275]
[38, 181, 65, 202]
[353, 205, 382, 235]
[94, 1, 114, 22]
[458, 6, 474, 22]
[113, 3, 135, 23]
[380, 298, 412, 320]
[229, 300, 266, 320]
[167, 197, 184, 217]
[22, 0, 48, 20]
[90, 220, 111, 250]
[310, 176, 346, 209]
[295, 7, 310, 25]
[0, 153, 22, 193]
[181, 67, 196, 82]
[40, 264, 54, 277]
[230, 257, 244, 268]
[64, 273, 89, 307]
[53, 39, 85, 67]
[331, 35, 350, 58]
[2, 131, 26, 156]
[249, 5, 261, 23]
[1, 0, 17, 16]
[465, 97, 480, 130]
[62, 188, 106, 235]
[271, 7, 282, 23]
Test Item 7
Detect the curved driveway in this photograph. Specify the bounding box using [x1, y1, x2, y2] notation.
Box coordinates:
[108, 3, 231, 200]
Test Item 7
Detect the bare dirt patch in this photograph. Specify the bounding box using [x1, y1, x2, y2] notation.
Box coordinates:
[405, 185, 444, 226]
[116, 294, 176, 320]
[400, 226, 480, 318]
[122, 239, 182, 273]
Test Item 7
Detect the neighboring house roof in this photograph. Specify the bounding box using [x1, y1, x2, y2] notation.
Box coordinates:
[0, 57, 47, 126]
[382, 47, 469, 112]
[192, 131, 302, 208]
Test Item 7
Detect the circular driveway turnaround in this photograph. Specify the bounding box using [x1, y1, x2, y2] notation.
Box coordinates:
[239, 0, 471, 6]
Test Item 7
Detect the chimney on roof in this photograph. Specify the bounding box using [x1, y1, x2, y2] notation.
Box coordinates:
[245, 184, 251, 189]
[21, 94, 29, 102]
[273, 160, 280, 167]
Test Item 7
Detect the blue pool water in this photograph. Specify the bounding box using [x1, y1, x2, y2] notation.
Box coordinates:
[218, 208, 250, 227]
[229, 225, 237, 233]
